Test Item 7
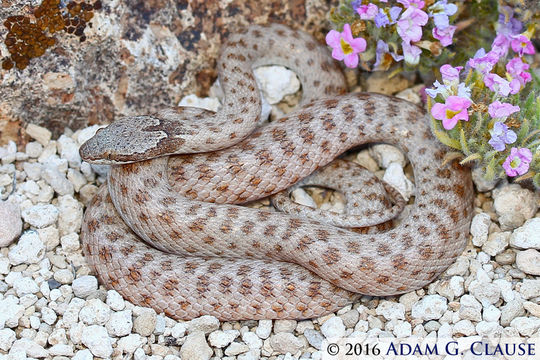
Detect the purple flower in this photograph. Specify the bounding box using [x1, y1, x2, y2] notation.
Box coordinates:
[356, 3, 378, 20]
[484, 73, 520, 96]
[467, 49, 499, 74]
[506, 57, 532, 87]
[497, 6, 523, 37]
[440, 64, 462, 82]
[433, 25, 456, 47]
[428, 0, 458, 29]
[373, 40, 404, 70]
[488, 101, 520, 118]
[402, 41, 422, 65]
[397, 7, 429, 43]
[326, 24, 367, 68]
[511, 35, 535, 56]
[491, 34, 511, 57]
[374, 6, 402, 28]
[431, 95, 472, 130]
[489, 122, 517, 151]
[503, 147, 533, 177]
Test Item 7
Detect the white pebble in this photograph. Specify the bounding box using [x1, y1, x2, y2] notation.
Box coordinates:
[516, 249, 540, 275]
[242, 331, 263, 349]
[23, 162, 42, 180]
[459, 295, 482, 322]
[49, 343, 74, 356]
[320, 316, 346, 338]
[510, 218, 540, 249]
[376, 300, 405, 320]
[510, 316, 540, 336]
[171, 322, 187, 338]
[72, 275, 98, 298]
[493, 184, 538, 230]
[79, 299, 111, 325]
[411, 295, 447, 321]
[290, 188, 316, 208]
[253, 66, 300, 104]
[41, 166, 74, 195]
[73, 349, 93, 360]
[268, 332, 304, 355]
[26, 124, 51, 145]
[11, 338, 48, 358]
[256, 319, 272, 339]
[453, 319, 476, 336]
[225, 341, 250, 356]
[25, 141, 43, 158]
[180, 331, 213, 360]
[81, 325, 113, 358]
[274, 320, 297, 333]
[60, 232, 80, 252]
[21, 204, 59, 228]
[41, 306, 57, 325]
[106, 309, 133, 337]
[8, 230, 45, 265]
[0, 200, 22, 247]
[470, 212, 491, 247]
[208, 329, 239, 348]
[12, 276, 39, 296]
[383, 162, 415, 200]
[54, 268, 74, 284]
[519, 279, 540, 299]
[482, 231, 509, 256]
[0, 328, 16, 351]
[501, 300, 525, 326]
[392, 321, 412, 338]
[133, 308, 157, 336]
[482, 305, 501, 322]
[469, 281, 500, 306]
[106, 289, 125, 311]
[57, 134, 82, 169]
[476, 321, 501, 337]
[67, 168, 87, 191]
[369, 144, 406, 168]
[117, 333, 146, 354]
[187, 315, 219, 334]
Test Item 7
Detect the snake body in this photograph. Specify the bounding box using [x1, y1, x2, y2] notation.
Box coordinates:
[80, 24, 474, 320]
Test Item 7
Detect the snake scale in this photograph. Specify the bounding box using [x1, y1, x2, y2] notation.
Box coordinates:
[79, 24, 474, 321]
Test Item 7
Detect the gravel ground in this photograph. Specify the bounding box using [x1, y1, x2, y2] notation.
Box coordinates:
[0, 70, 539, 360]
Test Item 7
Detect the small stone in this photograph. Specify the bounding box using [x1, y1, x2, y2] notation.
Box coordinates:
[25, 141, 43, 157]
[8, 230, 45, 265]
[370, 144, 407, 168]
[320, 316, 346, 339]
[79, 299, 111, 325]
[61, 232, 80, 252]
[483, 305, 501, 322]
[382, 162, 415, 200]
[519, 279, 540, 299]
[49, 344, 74, 356]
[23, 162, 42, 180]
[38, 226, 60, 250]
[106, 309, 133, 337]
[339, 310, 359, 328]
[82, 325, 113, 358]
[515, 249, 540, 275]
[41, 166, 74, 196]
[117, 333, 146, 354]
[0, 328, 16, 351]
[510, 316, 540, 336]
[355, 150, 379, 172]
[21, 204, 59, 228]
[471, 166, 499, 192]
[453, 319, 476, 336]
[72, 275, 98, 298]
[256, 320, 272, 339]
[180, 331, 213, 360]
[493, 184, 538, 230]
[57, 135, 81, 169]
[242, 332, 263, 349]
[445, 256, 469, 276]
[225, 342, 250, 356]
[411, 295, 447, 321]
[500, 300, 525, 326]
[208, 330, 239, 348]
[0, 200, 22, 247]
[523, 301, 540, 317]
[57, 195, 83, 235]
[54, 268, 74, 284]
[13, 276, 39, 296]
[253, 66, 300, 104]
[179, 94, 221, 111]
[106, 289, 125, 311]
[393, 321, 412, 338]
[187, 315, 219, 334]
[269, 332, 304, 354]
[476, 321, 501, 337]
[304, 329, 324, 350]
[510, 218, 540, 249]
[274, 320, 297, 333]
[73, 349, 93, 360]
[290, 188, 316, 208]
[399, 292, 420, 312]
[26, 124, 52, 145]
[171, 322, 187, 338]
[469, 281, 501, 306]
[11, 338, 48, 358]
[67, 168, 87, 192]
[470, 213, 491, 247]
[376, 301, 405, 320]
[495, 249, 516, 265]
[41, 306, 57, 325]
[134, 308, 157, 336]
[458, 295, 482, 322]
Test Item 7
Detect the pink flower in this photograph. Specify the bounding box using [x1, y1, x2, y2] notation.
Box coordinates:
[484, 73, 520, 96]
[398, 0, 425, 8]
[511, 35, 535, 56]
[431, 95, 472, 130]
[503, 147, 533, 177]
[397, 7, 429, 43]
[506, 57, 532, 87]
[488, 101, 520, 119]
[432, 25, 456, 46]
[402, 41, 422, 65]
[440, 64, 462, 82]
[326, 24, 367, 68]
[467, 49, 500, 74]
[357, 4, 378, 20]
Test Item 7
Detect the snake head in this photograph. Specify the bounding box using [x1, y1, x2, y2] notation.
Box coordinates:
[79, 107, 214, 165]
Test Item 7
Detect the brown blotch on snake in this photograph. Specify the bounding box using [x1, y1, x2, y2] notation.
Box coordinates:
[80, 24, 473, 320]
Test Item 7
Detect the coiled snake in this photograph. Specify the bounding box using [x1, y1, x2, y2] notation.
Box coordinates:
[79, 24, 474, 320]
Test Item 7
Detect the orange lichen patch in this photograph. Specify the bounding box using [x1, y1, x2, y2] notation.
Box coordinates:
[2, 0, 102, 70]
